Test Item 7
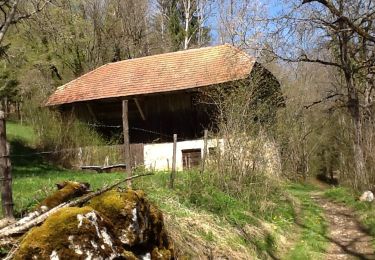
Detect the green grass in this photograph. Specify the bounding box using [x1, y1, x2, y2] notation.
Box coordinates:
[285, 183, 328, 260]
[7, 122, 37, 145]
[1, 122, 125, 217]
[324, 187, 375, 238]
[0, 123, 306, 258]
[11, 170, 125, 216]
[133, 170, 297, 258]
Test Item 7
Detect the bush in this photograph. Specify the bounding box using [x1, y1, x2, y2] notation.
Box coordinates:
[197, 70, 286, 220]
[23, 96, 110, 167]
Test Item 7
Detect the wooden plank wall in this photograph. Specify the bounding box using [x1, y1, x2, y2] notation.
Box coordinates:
[76, 144, 144, 169]
[63, 91, 214, 144]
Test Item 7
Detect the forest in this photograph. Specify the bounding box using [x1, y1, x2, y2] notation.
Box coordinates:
[1, 0, 375, 259]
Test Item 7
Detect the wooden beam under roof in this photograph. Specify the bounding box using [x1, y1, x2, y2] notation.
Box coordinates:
[134, 98, 146, 121]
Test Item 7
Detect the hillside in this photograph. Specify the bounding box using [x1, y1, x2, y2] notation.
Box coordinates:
[1, 122, 374, 259]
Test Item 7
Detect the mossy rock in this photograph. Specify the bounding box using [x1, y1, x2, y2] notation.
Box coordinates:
[13, 206, 136, 260]
[88, 189, 174, 259]
[37, 181, 90, 210]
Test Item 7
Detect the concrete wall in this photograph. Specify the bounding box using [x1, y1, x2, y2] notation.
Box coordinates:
[144, 139, 223, 171]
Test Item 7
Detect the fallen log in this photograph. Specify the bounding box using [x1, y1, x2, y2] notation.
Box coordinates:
[81, 164, 127, 173]
[0, 173, 153, 238]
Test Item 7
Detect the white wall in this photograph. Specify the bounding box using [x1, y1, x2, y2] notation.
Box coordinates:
[144, 139, 223, 171]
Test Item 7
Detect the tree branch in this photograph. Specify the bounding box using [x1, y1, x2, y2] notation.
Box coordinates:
[0, 0, 19, 44]
[302, 0, 375, 43]
[304, 93, 343, 109]
[268, 49, 343, 68]
[11, 0, 52, 24]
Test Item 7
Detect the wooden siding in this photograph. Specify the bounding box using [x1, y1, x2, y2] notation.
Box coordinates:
[76, 144, 144, 169]
[182, 148, 202, 170]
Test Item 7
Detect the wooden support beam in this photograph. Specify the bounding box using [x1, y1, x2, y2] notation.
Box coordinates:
[122, 100, 132, 186]
[134, 98, 146, 121]
[86, 103, 97, 121]
[0, 110, 14, 219]
[169, 134, 177, 189]
[201, 129, 208, 173]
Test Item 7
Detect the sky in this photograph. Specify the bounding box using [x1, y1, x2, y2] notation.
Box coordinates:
[206, 0, 292, 46]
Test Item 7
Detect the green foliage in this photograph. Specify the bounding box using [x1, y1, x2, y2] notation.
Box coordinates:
[22, 94, 109, 166]
[156, 0, 210, 51]
[167, 4, 185, 51]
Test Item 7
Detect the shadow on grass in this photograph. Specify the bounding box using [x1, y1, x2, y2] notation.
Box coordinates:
[9, 139, 64, 177]
[295, 217, 374, 259]
[294, 194, 375, 260]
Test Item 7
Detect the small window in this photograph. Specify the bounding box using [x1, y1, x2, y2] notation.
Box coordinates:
[182, 149, 201, 170]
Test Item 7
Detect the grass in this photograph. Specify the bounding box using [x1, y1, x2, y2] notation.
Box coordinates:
[285, 183, 328, 260]
[324, 187, 375, 240]
[2, 122, 125, 217]
[132, 170, 298, 258]
[2, 121, 333, 258]
[7, 122, 37, 145]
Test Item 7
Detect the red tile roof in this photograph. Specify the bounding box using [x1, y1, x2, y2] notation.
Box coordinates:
[45, 44, 256, 106]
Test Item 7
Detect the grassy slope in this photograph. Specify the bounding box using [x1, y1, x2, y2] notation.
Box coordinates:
[5, 122, 124, 216]
[3, 122, 333, 258]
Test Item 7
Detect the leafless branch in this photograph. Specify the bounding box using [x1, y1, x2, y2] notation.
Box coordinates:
[304, 93, 343, 109]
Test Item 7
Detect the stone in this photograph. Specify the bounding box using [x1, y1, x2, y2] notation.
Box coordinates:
[38, 181, 90, 210]
[13, 206, 135, 260]
[359, 191, 374, 202]
[88, 189, 174, 259]
[13, 189, 174, 260]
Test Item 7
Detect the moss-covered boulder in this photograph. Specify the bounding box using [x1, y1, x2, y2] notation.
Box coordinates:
[38, 181, 90, 210]
[13, 188, 174, 259]
[88, 189, 174, 259]
[13, 206, 136, 260]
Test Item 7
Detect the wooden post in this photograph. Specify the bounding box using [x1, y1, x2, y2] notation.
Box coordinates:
[169, 134, 177, 189]
[0, 110, 14, 219]
[122, 100, 131, 186]
[201, 129, 208, 173]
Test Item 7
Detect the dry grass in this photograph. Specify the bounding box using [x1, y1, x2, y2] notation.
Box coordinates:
[161, 198, 257, 259]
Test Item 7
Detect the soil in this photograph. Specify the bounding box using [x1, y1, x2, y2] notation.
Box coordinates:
[311, 192, 375, 260]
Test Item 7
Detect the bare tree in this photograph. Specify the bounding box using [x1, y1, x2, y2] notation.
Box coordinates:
[268, 0, 375, 188]
[216, 0, 268, 56]
[0, 0, 52, 44]
[182, 0, 211, 49]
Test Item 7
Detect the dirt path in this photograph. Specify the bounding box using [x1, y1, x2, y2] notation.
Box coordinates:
[311, 192, 375, 260]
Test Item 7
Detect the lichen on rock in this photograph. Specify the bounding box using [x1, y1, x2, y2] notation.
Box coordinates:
[37, 181, 90, 210]
[12, 186, 174, 260]
[88, 189, 174, 259]
[13, 206, 135, 260]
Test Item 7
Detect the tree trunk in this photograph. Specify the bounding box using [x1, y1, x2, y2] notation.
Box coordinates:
[0, 0, 20, 44]
[0, 111, 14, 219]
[352, 111, 368, 189]
[340, 20, 368, 189]
[183, 0, 191, 50]
[346, 75, 368, 189]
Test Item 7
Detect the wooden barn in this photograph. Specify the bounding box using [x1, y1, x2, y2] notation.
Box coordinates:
[46, 44, 280, 171]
